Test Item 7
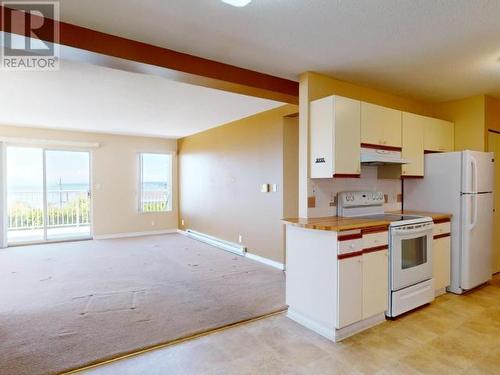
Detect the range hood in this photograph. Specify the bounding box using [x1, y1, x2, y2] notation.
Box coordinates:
[360, 147, 409, 166]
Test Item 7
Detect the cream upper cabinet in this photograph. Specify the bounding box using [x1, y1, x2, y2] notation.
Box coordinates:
[362, 249, 388, 319]
[310, 95, 361, 178]
[424, 118, 454, 152]
[361, 102, 402, 148]
[402, 113, 425, 177]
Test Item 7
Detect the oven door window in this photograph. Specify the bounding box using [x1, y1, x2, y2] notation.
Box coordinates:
[401, 236, 427, 269]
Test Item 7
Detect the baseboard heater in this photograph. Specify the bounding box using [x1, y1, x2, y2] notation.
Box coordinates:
[185, 229, 247, 256]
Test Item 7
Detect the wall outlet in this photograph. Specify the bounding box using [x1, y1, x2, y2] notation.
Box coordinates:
[261, 183, 269, 193]
[271, 184, 278, 192]
[151, 220, 156, 226]
[238, 234, 243, 243]
[181, 219, 185, 226]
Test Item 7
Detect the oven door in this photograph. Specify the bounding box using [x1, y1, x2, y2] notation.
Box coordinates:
[390, 222, 433, 291]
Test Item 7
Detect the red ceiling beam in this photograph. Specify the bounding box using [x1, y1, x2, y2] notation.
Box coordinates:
[0, 5, 298, 103]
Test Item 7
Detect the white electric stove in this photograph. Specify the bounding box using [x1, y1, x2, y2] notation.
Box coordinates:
[338, 191, 435, 317]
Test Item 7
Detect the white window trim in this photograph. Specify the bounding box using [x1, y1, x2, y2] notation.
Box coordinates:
[138, 152, 173, 214]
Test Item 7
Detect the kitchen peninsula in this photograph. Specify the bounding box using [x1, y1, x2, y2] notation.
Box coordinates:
[283, 201, 451, 342]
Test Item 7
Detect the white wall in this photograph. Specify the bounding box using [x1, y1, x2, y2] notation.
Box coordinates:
[308, 166, 402, 217]
[0, 125, 178, 238]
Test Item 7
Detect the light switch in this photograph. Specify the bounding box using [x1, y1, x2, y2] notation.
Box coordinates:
[261, 184, 270, 193]
[271, 184, 278, 192]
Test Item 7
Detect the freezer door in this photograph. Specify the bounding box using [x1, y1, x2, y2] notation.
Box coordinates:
[462, 151, 494, 193]
[460, 193, 493, 290]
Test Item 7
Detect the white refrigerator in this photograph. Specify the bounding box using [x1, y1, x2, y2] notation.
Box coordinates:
[404, 150, 494, 294]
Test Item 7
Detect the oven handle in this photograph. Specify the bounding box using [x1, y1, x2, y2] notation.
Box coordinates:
[392, 226, 433, 235]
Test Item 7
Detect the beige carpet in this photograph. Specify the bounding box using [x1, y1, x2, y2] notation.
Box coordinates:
[0, 234, 286, 375]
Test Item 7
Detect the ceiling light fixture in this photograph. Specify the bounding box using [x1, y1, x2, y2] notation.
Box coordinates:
[221, 0, 252, 7]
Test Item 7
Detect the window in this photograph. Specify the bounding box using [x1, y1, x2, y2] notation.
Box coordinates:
[139, 153, 172, 213]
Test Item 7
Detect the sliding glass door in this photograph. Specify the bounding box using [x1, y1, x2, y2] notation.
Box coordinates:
[6, 147, 45, 243]
[45, 150, 91, 241]
[6, 146, 91, 244]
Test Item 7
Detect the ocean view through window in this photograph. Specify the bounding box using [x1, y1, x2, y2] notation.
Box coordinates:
[139, 153, 172, 213]
[6, 147, 91, 243]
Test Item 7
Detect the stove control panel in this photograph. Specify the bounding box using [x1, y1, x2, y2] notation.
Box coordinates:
[338, 191, 384, 208]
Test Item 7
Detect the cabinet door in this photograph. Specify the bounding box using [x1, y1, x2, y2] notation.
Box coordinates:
[334, 96, 361, 176]
[362, 250, 389, 319]
[433, 237, 451, 291]
[337, 256, 362, 328]
[402, 113, 424, 177]
[361, 102, 402, 147]
[424, 119, 454, 152]
[310, 96, 334, 178]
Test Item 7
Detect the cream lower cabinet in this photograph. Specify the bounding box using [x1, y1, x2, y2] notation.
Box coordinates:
[433, 220, 451, 294]
[433, 235, 451, 293]
[310, 95, 361, 178]
[362, 250, 389, 319]
[337, 249, 388, 329]
[286, 225, 389, 342]
[402, 112, 425, 177]
[337, 256, 363, 328]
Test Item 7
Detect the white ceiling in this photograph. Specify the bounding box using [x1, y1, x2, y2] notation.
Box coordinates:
[0, 59, 284, 138]
[59, 0, 500, 102]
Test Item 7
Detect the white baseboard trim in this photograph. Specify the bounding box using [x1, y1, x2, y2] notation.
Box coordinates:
[287, 309, 386, 343]
[246, 252, 285, 271]
[287, 309, 334, 341]
[185, 229, 246, 256]
[94, 229, 178, 240]
[179, 230, 284, 270]
[334, 313, 386, 342]
[435, 287, 447, 297]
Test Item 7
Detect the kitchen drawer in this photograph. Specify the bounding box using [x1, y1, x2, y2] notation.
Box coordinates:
[338, 237, 363, 255]
[363, 231, 388, 249]
[433, 222, 451, 236]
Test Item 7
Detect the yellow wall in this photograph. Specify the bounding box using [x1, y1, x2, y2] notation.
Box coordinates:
[178, 104, 298, 263]
[302, 72, 436, 116]
[486, 96, 500, 136]
[434, 95, 486, 151]
[0, 125, 178, 236]
[283, 116, 299, 220]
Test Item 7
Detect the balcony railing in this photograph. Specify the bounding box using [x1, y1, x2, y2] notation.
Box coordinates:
[8, 190, 90, 231]
[8, 188, 171, 233]
[141, 189, 170, 212]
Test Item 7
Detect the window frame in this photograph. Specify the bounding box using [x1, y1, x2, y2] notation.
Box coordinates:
[138, 152, 173, 214]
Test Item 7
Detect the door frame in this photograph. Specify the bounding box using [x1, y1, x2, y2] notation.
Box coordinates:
[4, 144, 94, 246]
[488, 130, 500, 274]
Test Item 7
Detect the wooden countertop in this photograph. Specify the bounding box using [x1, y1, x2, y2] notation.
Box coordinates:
[283, 211, 452, 232]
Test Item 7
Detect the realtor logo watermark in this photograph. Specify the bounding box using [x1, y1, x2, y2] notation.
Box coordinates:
[1, 1, 59, 70]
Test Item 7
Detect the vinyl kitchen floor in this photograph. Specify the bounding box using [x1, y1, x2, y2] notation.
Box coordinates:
[78, 274, 500, 375]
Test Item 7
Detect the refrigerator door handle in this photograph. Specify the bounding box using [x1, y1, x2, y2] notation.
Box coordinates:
[470, 155, 478, 193]
[469, 193, 478, 230]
